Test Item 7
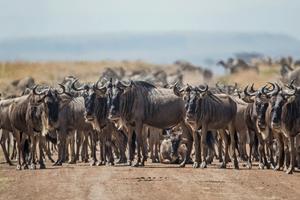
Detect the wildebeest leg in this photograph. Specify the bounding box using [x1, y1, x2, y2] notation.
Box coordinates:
[38, 135, 46, 169]
[200, 125, 208, 168]
[219, 129, 228, 168]
[84, 134, 89, 162]
[296, 135, 300, 169]
[286, 136, 295, 174]
[247, 130, 254, 169]
[75, 131, 82, 162]
[14, 132, 22, 170]
[90, 132, 97, 166]
[179, 122, 193, 167]
[217, 134, 223, 163]
[54, 132, 65, 166]
[149, 133, 154, 163]
[132, 124, 144, 167]
[229, 125, 239, 169]
[274, 133, 284, 171]
[0, 130, 13, 166]
[29, 135, 37, 170]
[127, 127, 134, 166]
[20, 135, 29, 169]
[193, 129, 201, 168]
[68, 132, 76, 164]
[154, 142, 159, 163]
[10, 138, 16, 160]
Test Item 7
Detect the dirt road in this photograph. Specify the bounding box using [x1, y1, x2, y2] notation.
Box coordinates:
[1, 161, 299, 200]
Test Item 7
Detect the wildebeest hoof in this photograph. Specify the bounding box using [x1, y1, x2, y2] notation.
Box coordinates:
[193, 162, 200, 168]
[234, 161, 239, 169]
[179, 162, 185, 168]
[200, 161, 207, 169]
[23, 165, 29, 170]
[53, 162, 62, 166]
[132, 162, 140, 167]
[127, 161, 132, 166]
[258, 163, 265, 170]
[97, 161, 104, 166]
[286, 167, 293, 174]
[30, 164, 36, 170]
[246, 162, 252, 169]
[16, 165, 22, 170]
[274, 165, 281, 171]
[90, 161, 96, 166]
[40, 163, 46, 169]
[68, 160, 76, 164]
[220, 162, 226, 169]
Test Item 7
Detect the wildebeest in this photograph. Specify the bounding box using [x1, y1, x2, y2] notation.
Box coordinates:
[159, 130, 187, 164]
[242, 84, 278, 169]
[266, 82, 300, 174]
[107, 80, 193, 167]
[32, 85, 94, 166]
[71, 79, 127, 165]
[175, 85, 239, 169]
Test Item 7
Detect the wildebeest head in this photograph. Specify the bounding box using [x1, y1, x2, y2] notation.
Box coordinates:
[185, 85, 208, 122]
[108, 80, 132, 120]
[268, 83, 297, 130]
[71, 79, 108, 122]
[244, 83, 271, 130]
[169, 130, 188, 163]
[33, 84, 71, 128]
[173, 83, 191, 111]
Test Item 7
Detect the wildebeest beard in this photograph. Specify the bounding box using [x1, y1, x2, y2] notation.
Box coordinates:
[47, 98, 59, 124]
[256, 102, 268, 128]
[95, 96, 109, 121]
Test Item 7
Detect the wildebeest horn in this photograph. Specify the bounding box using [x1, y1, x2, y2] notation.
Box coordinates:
[120, 80, 132, 87]
[250, 83, 256, 93]
[71, 79, 86, 91]
[198, 84, 208, 93]
[33, 85, 49, 95]
[58, 84, 72, 96]
[261, 82, 274, 95]
[94, 80, 107, 91]
[244, 85, 256, 96]
[283, 88, 296, 97]
[267, 82, 280, 96]
[286, 79, 296, 89]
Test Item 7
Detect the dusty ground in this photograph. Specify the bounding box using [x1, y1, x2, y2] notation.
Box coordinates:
[1, 160, 299, 200]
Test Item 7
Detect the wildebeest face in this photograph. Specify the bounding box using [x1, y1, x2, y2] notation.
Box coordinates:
[44, 90, 60, 126]
[255, 94, 269, 130]
[83, 91, 96, 121]
[108, 85, 123, 119]
[186, 91, 200, 122]
[170, 133, 181, 159]
[270, 93, 286, 129]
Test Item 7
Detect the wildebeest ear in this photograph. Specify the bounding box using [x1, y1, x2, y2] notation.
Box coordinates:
[287, 95, 296, 103]
[173, 85, 183, 97]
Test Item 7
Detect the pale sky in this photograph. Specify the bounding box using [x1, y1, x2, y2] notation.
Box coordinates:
[0, 0, 299, 39]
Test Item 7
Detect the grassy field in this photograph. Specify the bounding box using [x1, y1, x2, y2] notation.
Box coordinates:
[0, 61, 281, 92]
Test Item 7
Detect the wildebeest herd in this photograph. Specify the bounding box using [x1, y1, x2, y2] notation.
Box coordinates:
[1, 64, 300, 175]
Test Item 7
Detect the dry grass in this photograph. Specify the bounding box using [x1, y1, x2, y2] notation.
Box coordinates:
[0, 61, 280, 92]
[217, 64, 280, 87]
